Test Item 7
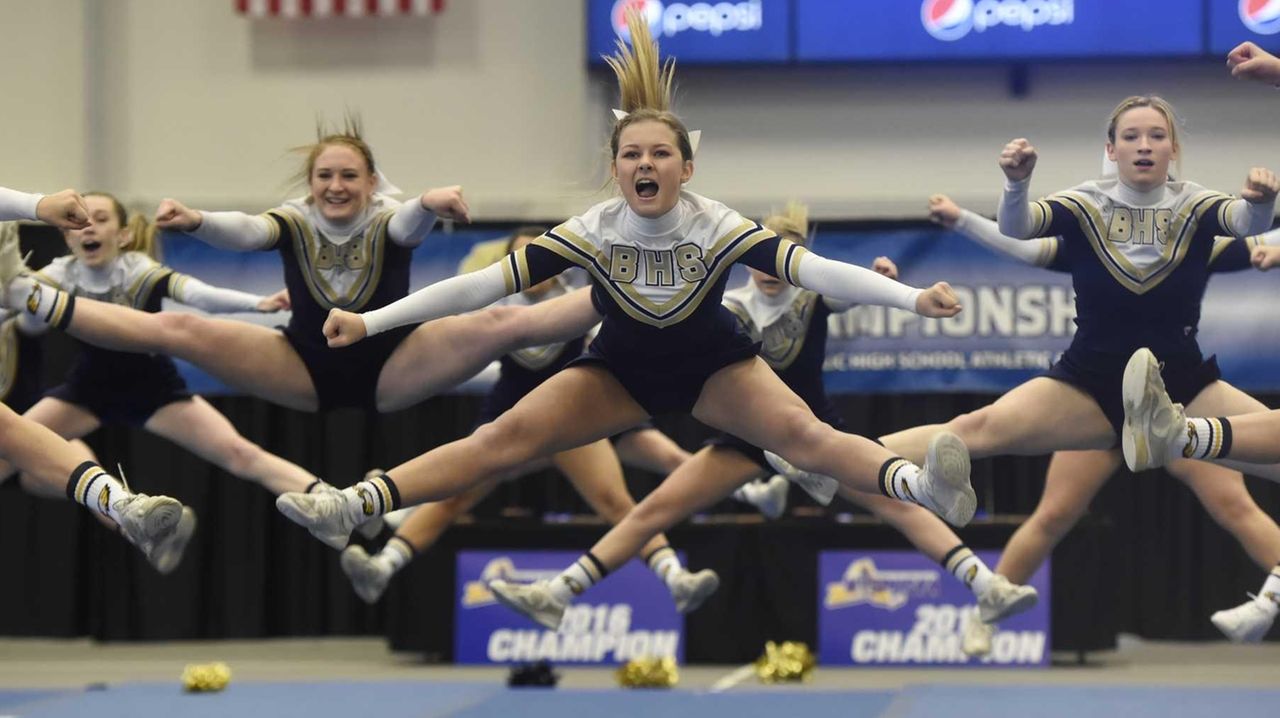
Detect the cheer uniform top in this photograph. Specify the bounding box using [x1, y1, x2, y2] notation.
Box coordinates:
[33, 252, 262, 425]
[192, 194, 437, 410]
[1000, 178, 1274, 433]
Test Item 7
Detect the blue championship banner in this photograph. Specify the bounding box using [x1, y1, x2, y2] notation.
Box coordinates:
[454, 550, 684, 665]
[158, 224, 1280, 395]
[819, 550, 1050, 667]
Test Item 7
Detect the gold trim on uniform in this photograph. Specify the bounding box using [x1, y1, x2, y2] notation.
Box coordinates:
[1036, 237, 1060, 267]
[534, 223, 782, 329]
[725, 291, 820, 370]
[500, 249, 533, 294]
[270, 207, 393, 312]
[259, 211, 284, 250]
[509, 342, 570, 371]
[1049, 190, 1227, 295]
[1209, 236, 1235, 264]
[775, 242, 809, 285]
[0, 318, 18, 402]
[1029, 200, 1053, 238]
[126, 265, 173, 309]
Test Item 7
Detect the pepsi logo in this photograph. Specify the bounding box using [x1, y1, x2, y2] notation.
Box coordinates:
[1240, 0, 1280, 36]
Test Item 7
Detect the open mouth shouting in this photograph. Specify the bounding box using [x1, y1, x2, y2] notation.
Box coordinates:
[635, 178, 660, 199]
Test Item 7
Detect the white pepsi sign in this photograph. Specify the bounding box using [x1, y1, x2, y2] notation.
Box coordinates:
[587, 0, 790, 64]
[1209, 0, 1280, 53]
[797, 0, 1204, 61]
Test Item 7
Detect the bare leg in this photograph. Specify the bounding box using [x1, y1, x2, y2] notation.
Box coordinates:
[144, 396, 319, 495]
[375, 289, 602, 412]
[879, 377, 1115, 464]
[5, 398, 100, 498]
[379, 366, 649, 506]
[58, 300, 318, 411]
[612, 428, 691, 475]
[1175, 458, 1280, 570]
[996, 450, 1120, 584]
[392, 479, 501, 552]
[554, 439, 678, 558]
[840, 487, 972, 563]
[693, 358, 903, 495]
[587, 445, 766, 569]
[0, 402, 104, 494]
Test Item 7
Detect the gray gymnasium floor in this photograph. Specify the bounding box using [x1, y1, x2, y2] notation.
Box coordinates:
[0, 637, 1275, 716]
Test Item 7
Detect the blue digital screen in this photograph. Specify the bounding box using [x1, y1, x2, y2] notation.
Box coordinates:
[586, 0, 791, 65]
[795, 0, 1205, 62]
[1208, 0, 1280, 54]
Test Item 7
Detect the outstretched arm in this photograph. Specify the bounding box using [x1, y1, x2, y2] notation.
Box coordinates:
[740, 237, 960, 318]
[325, 243, 574, 347]
[387, 185, 470, 248]
[155, 198, 275, 251]
[167, 273, 287, 313]
[0, 187, 89, 229]
[931, 194, 1058, 268]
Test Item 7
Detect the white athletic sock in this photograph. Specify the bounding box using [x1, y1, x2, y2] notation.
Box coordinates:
[1258, 566, 1280, 613]
[879, 458, 925, 507]
[1171, 417, 1234, 462]
[10, 276, 74, 330]
[548, 554, 607, 604]
[943, 545, 994, 597]
[646, 546, 684, 590]
[65, 462, 130, 523]
[380, 536, 415, 575]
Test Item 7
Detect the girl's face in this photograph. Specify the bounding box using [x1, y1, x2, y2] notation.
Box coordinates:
[65, 194, 126, 268]
[309, 144, 377, 224]
[1106, 106, 1177, 192]
[611, 120, 693, 218]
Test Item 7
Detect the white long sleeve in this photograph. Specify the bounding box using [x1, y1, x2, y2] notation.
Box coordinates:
[0, 187, 41, 221]
[362, 261, 510, 337]
[955, 210, 1056, 266]
[997, 177, 1038, 238]
[1254, 227, 1280, 245]
[387, 199, 437, 248]
[1224, 197, 1277, 238]
[189, 211, 275, 251]
[168, 274, 264, 313]
[795, 252, 921, 312]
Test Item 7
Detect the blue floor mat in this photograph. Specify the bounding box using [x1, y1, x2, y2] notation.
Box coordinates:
[9, 680, 1278, 718]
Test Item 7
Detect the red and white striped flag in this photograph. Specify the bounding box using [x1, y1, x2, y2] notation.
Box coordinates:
[236, 0, 445, 19]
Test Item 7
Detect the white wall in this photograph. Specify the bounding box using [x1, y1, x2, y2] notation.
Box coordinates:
[0, 1, 85, 194]
[1, 0, 1276, 221]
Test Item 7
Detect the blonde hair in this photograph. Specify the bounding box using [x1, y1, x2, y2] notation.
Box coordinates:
[1106, 95, 1182, 178]
[83, 191, 161, 260]
[762, 201, 810, 245]
[288, 113, 377, 193]
[605, 11, 694, 161]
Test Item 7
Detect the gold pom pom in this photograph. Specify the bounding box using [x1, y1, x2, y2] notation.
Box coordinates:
[181, 662, 231, 692]
[615, 656, 679, 688]
[754, 641, 815, 683]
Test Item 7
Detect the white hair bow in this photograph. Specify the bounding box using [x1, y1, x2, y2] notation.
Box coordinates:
[612, 109, 701, 156]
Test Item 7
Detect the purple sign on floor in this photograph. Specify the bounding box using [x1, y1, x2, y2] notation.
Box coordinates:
[818, 550, 1050, 667]
[455, 550, 684, 665]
